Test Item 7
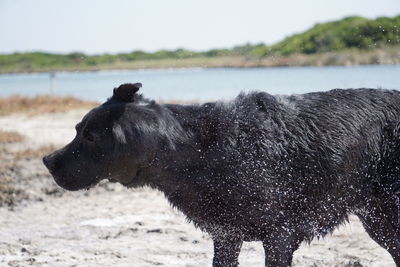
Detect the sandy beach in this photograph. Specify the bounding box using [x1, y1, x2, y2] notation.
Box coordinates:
[0, 108, 396, 267]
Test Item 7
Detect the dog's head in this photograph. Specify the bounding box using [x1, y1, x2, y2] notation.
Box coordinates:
[43, 83, 163, 190]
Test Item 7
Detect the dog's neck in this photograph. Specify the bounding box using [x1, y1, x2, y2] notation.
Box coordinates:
[131, 103, 215, 177]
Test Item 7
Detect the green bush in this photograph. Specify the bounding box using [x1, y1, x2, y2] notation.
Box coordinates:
[271, 15, 400, 55]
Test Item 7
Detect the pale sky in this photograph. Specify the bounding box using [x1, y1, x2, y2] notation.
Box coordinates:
[1, 0, 399, 54]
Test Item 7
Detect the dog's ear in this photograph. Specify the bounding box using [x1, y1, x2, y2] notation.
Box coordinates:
[113, 83, 142, 102]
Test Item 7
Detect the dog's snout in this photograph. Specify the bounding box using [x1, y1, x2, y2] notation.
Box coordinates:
[43, 154, 55, 170]
[42, 155, 50, 168]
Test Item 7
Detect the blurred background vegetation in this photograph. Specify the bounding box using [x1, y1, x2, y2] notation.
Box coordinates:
[1, 15, 399, 73]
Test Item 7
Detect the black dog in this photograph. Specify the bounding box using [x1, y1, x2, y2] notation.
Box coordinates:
[43, 83, 400, 266]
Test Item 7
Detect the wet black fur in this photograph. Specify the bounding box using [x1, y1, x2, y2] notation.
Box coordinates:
[44, 85, 400, 266]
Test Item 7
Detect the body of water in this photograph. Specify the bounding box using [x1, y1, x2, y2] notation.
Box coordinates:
[0, 65, 399, 102]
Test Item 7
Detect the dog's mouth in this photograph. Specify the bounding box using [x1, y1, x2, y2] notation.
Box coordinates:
[52, 172, 100, 191]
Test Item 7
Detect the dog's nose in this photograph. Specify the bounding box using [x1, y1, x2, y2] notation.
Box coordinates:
[42, 155, 53, 170]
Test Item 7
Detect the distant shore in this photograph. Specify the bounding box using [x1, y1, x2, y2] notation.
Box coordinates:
[1, 47, 399, 74]
[2, 15, 399, 74]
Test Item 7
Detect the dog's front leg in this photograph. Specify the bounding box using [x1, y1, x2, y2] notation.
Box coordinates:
[212, 235, 243, 267]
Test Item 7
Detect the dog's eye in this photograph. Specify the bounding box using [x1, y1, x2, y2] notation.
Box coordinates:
[84, 132, 96, 143]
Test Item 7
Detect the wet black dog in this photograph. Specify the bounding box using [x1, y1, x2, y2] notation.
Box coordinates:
[43, 83, 400, 266]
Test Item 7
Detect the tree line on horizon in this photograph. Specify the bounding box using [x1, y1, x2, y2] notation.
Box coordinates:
[0, 15, 399, 72]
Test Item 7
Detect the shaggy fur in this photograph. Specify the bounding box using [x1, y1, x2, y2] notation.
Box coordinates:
[44, 84, 400, 267]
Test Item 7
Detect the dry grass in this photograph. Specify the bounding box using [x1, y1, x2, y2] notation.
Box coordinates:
[0, 95, 98, 116]
[0, 130, 25, 143]
[0, 176, 26, 207]
[0, 129, 57, 207]
[0, 145, 22, 207]
[0, 97, 67, 206]
[0, 145, 58, 207]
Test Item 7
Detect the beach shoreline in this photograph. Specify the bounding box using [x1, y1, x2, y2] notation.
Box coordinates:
[1, 47, 399, 75]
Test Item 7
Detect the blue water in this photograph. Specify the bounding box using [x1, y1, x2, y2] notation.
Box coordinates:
[0, 65, 399, 102]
